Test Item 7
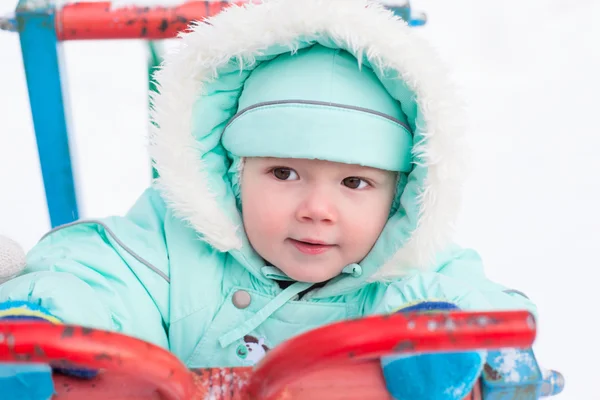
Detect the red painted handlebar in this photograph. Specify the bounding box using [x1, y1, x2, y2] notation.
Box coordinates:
[0, 310, 536, 399]
[56, 1, 247, 41]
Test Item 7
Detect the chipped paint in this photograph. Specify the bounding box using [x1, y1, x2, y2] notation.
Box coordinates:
[0, 15, 17, 32]
[55, 1, 239, 40]
[493, 348, 535, 383]
[394, 340, 415, 352]
[61, 326, 75, 338]
[484, 363, 502, 381]
[8, 0, 425, 41]
[0, 311, 535, 399]
[444, 382, 467, 398]
[427, 320, 438, 331]
[191, 367, 251, 400]
[0, 322, 195, 399]
[16, 0, 52, 12]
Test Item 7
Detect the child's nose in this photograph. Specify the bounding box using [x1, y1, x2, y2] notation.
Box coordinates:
[295, 187, 337, 224]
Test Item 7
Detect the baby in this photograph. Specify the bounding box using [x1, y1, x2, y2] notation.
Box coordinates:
[0, 1, 541, 398]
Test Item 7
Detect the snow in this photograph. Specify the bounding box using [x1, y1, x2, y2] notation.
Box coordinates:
[200, 368, 247, 400]
[1, 1, 599, 398]
[444, 382, 467, 398]
[493, 348, 536, 383]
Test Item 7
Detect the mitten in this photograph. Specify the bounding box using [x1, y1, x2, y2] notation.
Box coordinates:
[381, 301, 485, 400]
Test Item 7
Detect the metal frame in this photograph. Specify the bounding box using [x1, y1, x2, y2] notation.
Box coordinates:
[0, 4, 567, 398]
[15, 0, 79, 227]
[0, 310, 537, 399]
[2, 0, 426, 228]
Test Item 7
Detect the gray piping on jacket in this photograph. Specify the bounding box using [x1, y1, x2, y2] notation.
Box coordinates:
[41, 220, 170, 283]
[224, 99, 412, 132]
[40, 223, 530, 298]
[503, 289, 530, 299]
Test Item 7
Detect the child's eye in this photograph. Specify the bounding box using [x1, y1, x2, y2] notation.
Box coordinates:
[272, 168, 299, 181]
[342, 177, 369, 189]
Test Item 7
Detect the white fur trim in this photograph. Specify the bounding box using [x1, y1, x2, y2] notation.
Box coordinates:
[149, 0, 467, 278]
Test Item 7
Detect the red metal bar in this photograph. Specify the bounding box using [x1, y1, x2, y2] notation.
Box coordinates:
[246, 310, 536, 400]
[0, 322, 194, 400]
[55, 1, 248, 41]
[0, 310, 534, 400]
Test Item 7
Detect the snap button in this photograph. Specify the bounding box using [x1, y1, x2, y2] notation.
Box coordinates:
[232, 290, 251, 309]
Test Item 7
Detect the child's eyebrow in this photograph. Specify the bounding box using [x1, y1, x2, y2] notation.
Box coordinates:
[352, 168, 396, 179]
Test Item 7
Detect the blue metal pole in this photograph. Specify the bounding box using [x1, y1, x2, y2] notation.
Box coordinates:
[15, 0, 79, 227]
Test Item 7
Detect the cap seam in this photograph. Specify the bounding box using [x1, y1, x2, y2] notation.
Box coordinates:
[225, 100, 412, 132]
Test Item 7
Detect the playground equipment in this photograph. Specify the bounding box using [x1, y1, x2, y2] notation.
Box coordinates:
[0, 309, 565, 399]
[0, 4, 567, 398]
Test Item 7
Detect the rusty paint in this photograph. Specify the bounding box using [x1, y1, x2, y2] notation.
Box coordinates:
[158, 17, 168, 33]
[53, 358, 85, 370]
[33, 343, 46, 356]
[54, 1, 249, 41]
[0, 312, 534, 400]
[0, 322, 196, 399]
[81, 327, 93, 336]
[394, 340, 415, 352]
[208, 367, 214, 397]
[245, 311, 535, 400]
[94, 353, 113, 361]
[61, 326, 75, 338]
[483, 363, 502, 381]
[15, 353, 32, 361]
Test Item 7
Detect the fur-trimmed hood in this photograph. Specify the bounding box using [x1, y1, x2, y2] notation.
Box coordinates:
[149, 0, 467, 284]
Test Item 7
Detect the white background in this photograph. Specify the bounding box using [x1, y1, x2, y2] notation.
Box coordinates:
[1, 1, 598, 398]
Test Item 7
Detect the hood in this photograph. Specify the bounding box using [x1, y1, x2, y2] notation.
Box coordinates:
[149, 0, 467, 290]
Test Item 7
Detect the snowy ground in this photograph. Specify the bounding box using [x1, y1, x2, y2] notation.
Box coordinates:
[1, 1, 598, 398]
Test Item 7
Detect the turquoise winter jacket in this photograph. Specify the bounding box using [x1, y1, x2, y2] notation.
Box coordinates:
[0, 0, 535, 368]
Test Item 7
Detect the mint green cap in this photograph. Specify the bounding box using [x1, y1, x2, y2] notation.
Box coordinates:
[221, 45, 413, 172]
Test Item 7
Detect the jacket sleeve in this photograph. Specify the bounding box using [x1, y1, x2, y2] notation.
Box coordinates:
[371, 246, 537, 317]
[436, 246, 537, 313]
[0, 188, 171, 349]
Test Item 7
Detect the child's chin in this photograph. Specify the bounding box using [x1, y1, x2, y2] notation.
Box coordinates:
[285, 266, 341, 283]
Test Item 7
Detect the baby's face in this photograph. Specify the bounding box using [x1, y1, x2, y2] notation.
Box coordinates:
[241, 157, 397, 283]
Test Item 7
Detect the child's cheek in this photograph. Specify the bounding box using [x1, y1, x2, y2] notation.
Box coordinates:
[254, 189, 291, 231]
[347, 199, 389, 250]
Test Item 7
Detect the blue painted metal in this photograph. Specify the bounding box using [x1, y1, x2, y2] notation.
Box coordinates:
[15, 0, 79, 228]
[481, 347, 564, 399]
[384, 1, 427, 26]
[0, 363, 54, 400]
[540, 369, 565, 397]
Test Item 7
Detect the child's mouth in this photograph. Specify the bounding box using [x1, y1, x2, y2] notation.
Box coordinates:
[288, 239, 334, 255]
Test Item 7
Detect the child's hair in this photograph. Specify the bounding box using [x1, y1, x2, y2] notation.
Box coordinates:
[228, 155, 246, 210]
